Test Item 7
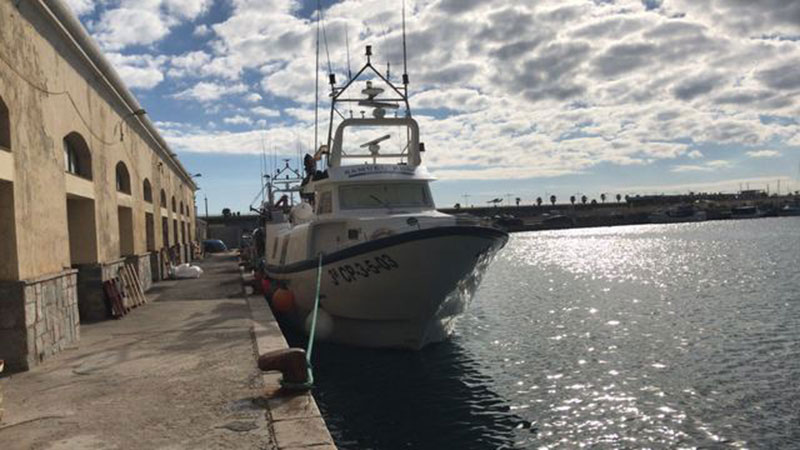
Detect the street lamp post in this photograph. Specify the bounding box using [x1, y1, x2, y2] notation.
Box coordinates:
[190, 173, 205, 219]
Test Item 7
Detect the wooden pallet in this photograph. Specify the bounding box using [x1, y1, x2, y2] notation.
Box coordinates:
[126, 265, 148, 306]
[118, 265, 146, 308]
[103, 279, 126, 318]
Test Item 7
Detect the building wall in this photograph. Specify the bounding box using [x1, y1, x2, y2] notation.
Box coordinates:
[0, 1, 196, 282]
[206, 215, 260, 249]
[0, 2, 196, 370]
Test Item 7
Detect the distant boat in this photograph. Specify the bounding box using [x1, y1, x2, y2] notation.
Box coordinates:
[780, 204, 800, 216]
[493, 214, 524, 230]
[649, 204, 707, 223]
[540, 214, 574, 228]
[730, 205, 765, 219]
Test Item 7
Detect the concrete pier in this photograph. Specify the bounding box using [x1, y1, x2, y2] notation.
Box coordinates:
[0, 253, 334, 449]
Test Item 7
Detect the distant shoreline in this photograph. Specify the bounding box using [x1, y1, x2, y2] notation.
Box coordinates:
[440, 194, 800, 233]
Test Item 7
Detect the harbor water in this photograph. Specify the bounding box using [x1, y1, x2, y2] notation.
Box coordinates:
[297, 217, 800, 449]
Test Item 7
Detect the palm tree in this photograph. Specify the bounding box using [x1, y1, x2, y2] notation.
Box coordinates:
[536, 196, 543, 207]
[601, 193, 607, 203]
[550, 195, 556, 206]
[581, 195, 588, 205]
[616, 193, 622, 203]
[570, 195, 576, 205]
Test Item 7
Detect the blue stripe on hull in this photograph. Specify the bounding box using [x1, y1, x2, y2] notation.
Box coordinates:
[265, 225, 508, 275]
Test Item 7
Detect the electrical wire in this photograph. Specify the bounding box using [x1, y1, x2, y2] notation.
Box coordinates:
[0, 50, 120, 147]
[0, 49, 156, 185]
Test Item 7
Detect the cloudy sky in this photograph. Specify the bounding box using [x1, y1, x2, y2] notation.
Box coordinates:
[66, 0, 800, 213]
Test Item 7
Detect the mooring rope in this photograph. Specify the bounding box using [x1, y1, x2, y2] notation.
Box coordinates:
[304, 253, 325, 385]
[280, 253, 324, 390]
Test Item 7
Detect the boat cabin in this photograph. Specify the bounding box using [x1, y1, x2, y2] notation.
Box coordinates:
[310, 164, 436, 217]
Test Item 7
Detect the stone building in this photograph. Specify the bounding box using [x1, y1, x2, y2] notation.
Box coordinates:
[0, 0, 197, 371]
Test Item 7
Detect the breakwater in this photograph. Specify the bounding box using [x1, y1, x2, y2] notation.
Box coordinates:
[441, 194, 800, 232]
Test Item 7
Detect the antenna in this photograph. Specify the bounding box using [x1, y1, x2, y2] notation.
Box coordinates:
[260, 134, 266, 205]
[402, 0, 409, 86]
[345, 25, 352, 81]
[320, 4, 333, 76]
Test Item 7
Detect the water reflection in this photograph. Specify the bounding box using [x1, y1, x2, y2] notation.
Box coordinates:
[283, 219, 800, 449]
[464, 219, 800, 448]
[284, 326, 532, 450]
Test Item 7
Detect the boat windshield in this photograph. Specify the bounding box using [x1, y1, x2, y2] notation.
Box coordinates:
[339, 183, 432, 210]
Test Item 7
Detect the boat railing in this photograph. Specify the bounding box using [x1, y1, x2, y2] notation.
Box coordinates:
[329, 117, 420, 167]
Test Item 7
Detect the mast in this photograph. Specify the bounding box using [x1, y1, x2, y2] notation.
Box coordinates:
[314, 1, 321, 154]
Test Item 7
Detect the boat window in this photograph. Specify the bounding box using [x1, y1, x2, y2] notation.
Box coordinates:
[317, 191, 332, 214]
[340, 126, 410, 165]
[339, 183, 431, 210]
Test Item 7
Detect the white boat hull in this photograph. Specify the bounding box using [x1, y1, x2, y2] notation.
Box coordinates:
[265, 226, 508, 349]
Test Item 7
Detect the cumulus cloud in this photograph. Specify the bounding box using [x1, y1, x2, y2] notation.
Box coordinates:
[245, 93, 263, 103]
[106, 53, 166, 89]
[412, 88, 489, 112]
[757, 61, 800, 91]
[64, 0, 94, 16]
[193, 24, 212, 37]
[167, 50, 212, 78]
[671, 159, 732, 172]
[746, 149, 781, 158]
[672, 72, 723, 101]
[252, 107, 280, 117]
[93, 8, 171, 50]
[223, 115, 253, 125]
[163, 0, 212, 20]
[687, 150, 703, 159]
[174, 82, 249, 101]
[89, 0, 212, 50]
[666, 0, 800, 37]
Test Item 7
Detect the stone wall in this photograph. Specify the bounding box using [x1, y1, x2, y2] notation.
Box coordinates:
[75, 258, 126, 322]
[0, 269, 78, 372]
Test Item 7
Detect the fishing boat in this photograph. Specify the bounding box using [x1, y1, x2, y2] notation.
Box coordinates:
[261, 47, 508, 349]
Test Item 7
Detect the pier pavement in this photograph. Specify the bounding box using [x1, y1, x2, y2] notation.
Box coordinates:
[0, 253, 333, 449]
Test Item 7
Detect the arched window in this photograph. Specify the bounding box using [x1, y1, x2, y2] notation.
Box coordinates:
[180, 201, 184, 215]
[143, 179, 153, 203]
[160, 189, 167, 208]
[115, 161, 131, 194]
[0, 96, 9, 150]
[63, 132, 92, 179]
[171, 196, 176, 212]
